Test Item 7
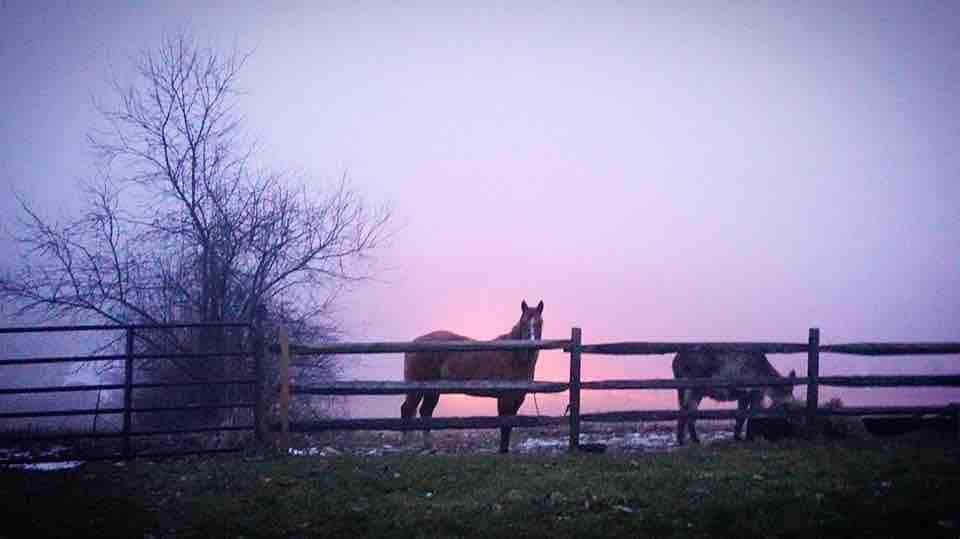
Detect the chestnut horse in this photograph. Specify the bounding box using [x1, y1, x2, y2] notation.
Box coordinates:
[401, 300, 544, 453]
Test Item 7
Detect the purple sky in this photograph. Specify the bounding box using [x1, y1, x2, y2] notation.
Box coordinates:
[2, 2, 959, 418]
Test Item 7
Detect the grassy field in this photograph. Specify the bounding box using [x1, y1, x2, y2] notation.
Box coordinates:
[1, 437, 959, 538]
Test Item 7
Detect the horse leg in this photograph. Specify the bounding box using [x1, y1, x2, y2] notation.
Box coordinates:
[400, 392, 423, 446]
[418, 392, 440, 449]
[735, 397, 750, 440]
[743, 392, 763, 441]
[498, 394, 526, 454]
[676, 389, 688, 445]
[686, 395, 701, 444]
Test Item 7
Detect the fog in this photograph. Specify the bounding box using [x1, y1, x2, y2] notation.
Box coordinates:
[2, 2, 959, 419]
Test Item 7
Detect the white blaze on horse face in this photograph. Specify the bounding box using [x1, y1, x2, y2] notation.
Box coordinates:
[528, 319, 536, 341]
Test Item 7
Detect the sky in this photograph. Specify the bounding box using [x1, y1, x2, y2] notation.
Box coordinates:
[2, 1, 959, 419]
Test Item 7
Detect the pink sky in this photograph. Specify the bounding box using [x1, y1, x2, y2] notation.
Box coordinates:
[2, 2, 959, 419]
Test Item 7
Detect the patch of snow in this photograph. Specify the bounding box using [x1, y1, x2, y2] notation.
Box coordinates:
[623, 431, 676, 449]
[518, 438, 566, 451]
[290, 446, 342, 457]
[10, 461, 84, 471]
[580, 433, 624, 446]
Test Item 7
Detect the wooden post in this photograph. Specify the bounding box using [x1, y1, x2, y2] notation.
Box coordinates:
[252, 324, 266, 444]
[279, 325, 291, 451]
[122, 327, 134, 460]
[568, 327, 582, 451]
[806, 327, 820, 433]
[951, 403, 960, 441]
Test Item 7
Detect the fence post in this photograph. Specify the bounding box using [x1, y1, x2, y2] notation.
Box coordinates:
[122, 327, 134, 460]
[806, 327, 820, 433]
[568, 327, 582, 451]
[951, 403, 960, 441]
[252, 324, 266, 444]
[278, 325, 291, 452]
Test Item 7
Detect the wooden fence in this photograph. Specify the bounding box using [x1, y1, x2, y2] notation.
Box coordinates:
[3, 322, 957, 463]
[0, 322, 265, 464]
[277, 327, 960, 451]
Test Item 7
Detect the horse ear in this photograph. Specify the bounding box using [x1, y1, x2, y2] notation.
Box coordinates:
[521, 300, 528, 312]
[536, 300, 544, 314]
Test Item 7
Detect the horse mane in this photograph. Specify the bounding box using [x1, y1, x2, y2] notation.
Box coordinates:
[496, 320, 527, 341]
[755, 354, 783, 378]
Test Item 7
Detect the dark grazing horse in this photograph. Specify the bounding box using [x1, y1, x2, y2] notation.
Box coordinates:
[401, 300, 544, 453]
[672, 349, 796, 445]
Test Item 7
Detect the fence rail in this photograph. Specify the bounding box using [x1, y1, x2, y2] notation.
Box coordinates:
[0, 321, 265, 463]
[0, 321, 251, 334]
[577, 375, 960, 391]
[580, 405, 959, 423]
[283, 338, 571, 355]
[573, 342, 810, 355]
[291, 380, 570, 395]
[820, 343, 960, 355]
[286, 415, 567, 433]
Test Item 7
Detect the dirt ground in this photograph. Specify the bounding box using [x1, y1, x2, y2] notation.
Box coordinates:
[289, 420, 737, 457]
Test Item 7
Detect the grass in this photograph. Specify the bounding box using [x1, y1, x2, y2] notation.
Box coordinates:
[1, 438, 959, 538]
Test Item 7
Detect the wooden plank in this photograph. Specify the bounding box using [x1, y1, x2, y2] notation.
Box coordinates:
[579, 375, 960, 390]
[952, 403, 960, 441]
[0, 383, 126, 395]
[286, 338, 571, 355]
[818, 375, 960, 387]
[0, 354, 128, 366]
[130, 380, 256, 389]
[568, 327, 582, 451]
[0, 402, 256, 419]
[131, 403, 256, 413]
[0, 431, 127, 442]
[581, 406, 958, 424]
[1, 381, 256, 396]
[820, 343, 960, 356]
[287, 415, 566, 432]
[575, 342, 810, 356]
[0, 321, 250, 334]
[130, 425, 254, 436]
[0, 408, 125, 419]
[0, 350, 248, 366]
[816, 406, 954, 417]
[806, 328, 820, 430]
[580, 409, 790, 422]
[291, 380, 569, 395]
[580, 377, 807, 391]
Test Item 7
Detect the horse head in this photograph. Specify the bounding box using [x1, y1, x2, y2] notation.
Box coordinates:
[767, 369, 798, 406]
[517, 300, 544, 341]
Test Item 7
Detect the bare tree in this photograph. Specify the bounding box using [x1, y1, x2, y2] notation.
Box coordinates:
[1, 34, 389, 429]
